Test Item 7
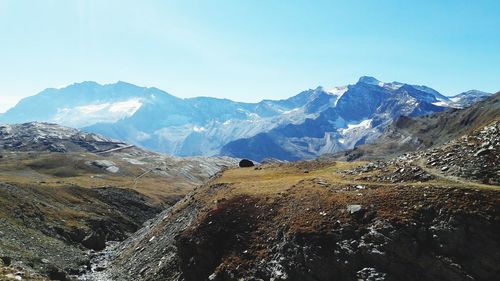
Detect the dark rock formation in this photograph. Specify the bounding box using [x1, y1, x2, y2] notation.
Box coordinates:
[239, 159, 255, 167]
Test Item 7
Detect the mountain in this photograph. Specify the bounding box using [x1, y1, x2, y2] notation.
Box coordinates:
[0, 81, 306, 156]
[221, 77, 453, 161]
[333, 92, 500, 161]
[448, 90, 492, 108]
[0, 77, 490, 160]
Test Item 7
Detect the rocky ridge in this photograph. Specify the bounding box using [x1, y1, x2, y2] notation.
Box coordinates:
[0, 122, 127, 154]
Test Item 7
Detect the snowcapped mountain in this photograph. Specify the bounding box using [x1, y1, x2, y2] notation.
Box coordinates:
[0, 77, 489, 160]
[0, 81, 162, 127]
[221, 76, 451, 160]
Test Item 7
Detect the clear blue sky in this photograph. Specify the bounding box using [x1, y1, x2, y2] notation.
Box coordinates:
[0, 0, 499, 112]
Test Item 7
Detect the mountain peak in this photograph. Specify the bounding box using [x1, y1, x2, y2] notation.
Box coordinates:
[113, 80, 138, 87]
[357, 76, 381, 85]
[67, 81, 101, 88]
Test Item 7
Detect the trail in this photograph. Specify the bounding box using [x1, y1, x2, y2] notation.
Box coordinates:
[413, 158, 499, 190]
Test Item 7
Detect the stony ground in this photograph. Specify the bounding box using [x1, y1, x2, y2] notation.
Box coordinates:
[0, 182, 164, 280]
[422, 120, 499, 184]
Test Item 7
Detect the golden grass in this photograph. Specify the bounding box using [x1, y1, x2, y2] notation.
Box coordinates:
[211, 161, 364, 199]
[209, 159, 500, 204]
[0, 152, 192, 202]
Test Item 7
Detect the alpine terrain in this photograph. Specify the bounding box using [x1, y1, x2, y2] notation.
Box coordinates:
[0, 87, 497, 281]
[1, 1, 498, 280]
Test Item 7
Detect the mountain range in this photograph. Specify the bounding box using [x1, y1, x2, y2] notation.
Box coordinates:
[0, 77, 491, 161]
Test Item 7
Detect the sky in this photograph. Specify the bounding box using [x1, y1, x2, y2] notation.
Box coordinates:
[0, 0, 499, 113]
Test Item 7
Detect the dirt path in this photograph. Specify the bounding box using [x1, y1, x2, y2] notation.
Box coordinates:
[413, 158, 499, 190]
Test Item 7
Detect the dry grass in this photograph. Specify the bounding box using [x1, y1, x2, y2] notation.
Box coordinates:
[194, 159, 500, 228]
[214, 161, 366, 196]
[0, 152, 193, 202]
[172, 159, 500, 278]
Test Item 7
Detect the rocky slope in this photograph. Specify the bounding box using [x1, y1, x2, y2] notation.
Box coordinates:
[0, 122, 238, 198]
[0, 78, 490, 160]
[0, 182, 160, 280]
[86, 119, 500, 281]
[421, 119, 500, 184]
[0, 123, 238, 280]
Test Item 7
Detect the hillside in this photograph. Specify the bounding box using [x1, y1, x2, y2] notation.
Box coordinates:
[87, 119, 500, 281]
[0, 122, 237, 280]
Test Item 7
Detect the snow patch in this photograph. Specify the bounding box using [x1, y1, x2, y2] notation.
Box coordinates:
[382, 82, 404, 90]
[432, 101, 450, 107]
[193, 126, 206, 132]
[325, 86, 348, 98]
[52, 98, 143, 127]
[346, 119, 372, 130]
[247, 113, 260, 119]
[281, 107, 302, 115]
[108, 99, 143, 114]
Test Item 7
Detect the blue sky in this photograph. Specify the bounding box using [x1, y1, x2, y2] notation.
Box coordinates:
[0, 0, 499, 112]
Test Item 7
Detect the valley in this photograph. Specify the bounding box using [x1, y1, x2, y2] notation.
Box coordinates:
[0, 123, 237, 280]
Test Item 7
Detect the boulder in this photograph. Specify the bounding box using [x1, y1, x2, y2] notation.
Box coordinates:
[239, 159, 255, 168]
[47, 265, 69, 281]
[347, 204, 363, 214]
